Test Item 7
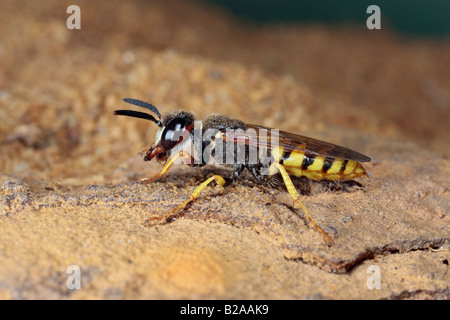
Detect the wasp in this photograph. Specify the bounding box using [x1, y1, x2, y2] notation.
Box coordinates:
[114, 98, 371, 243]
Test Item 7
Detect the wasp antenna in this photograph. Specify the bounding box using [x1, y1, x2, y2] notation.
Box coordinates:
[122, 98, 162, 120]
[114, 110, 161, 126]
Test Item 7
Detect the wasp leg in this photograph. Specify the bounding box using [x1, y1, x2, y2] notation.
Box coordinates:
[148, 175, 226, 224]
[139, 151, 190, 184]
[223, 164, 245, 184]
[277, 163, 333, 244]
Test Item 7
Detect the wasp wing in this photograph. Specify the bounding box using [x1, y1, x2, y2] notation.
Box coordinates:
[221, 123, 371, 162]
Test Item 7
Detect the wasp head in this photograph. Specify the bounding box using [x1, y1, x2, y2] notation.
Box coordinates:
[114, 98, 195, 163]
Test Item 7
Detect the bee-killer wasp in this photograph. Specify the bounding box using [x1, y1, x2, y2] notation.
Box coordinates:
[114, 98, 371, 243]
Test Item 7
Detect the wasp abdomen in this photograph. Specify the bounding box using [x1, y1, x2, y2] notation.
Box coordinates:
[276, 149, 367, 181]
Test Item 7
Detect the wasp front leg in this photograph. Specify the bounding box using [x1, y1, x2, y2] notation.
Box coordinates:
[139, 151, 191, 184]
[148, 175, 226, 224]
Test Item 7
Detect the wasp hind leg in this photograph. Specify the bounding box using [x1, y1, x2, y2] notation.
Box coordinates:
[148, 175, 226, 224]
[277, 163, 333, 244]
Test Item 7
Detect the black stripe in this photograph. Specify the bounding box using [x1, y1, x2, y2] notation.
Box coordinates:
[339, 160, 349, 173]
[280, 151, 292, 165]
[323, 157, 334, 173]
[301, 155, 315, 170]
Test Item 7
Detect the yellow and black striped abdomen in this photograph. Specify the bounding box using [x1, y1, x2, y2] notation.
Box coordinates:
[271, 147, 368, 181]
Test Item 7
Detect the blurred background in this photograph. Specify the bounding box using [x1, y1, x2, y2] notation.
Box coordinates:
[0, 0, 449, 183]
[207, 0, 450, 37]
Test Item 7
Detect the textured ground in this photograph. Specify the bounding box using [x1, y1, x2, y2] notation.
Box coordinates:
[0, 0, 449, 299]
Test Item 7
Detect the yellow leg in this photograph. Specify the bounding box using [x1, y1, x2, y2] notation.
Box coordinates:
[140, 151, 189, 184]
[277, 163, 333, 244]
[149, 175, 226, 223]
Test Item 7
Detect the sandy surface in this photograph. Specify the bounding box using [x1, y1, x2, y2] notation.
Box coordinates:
[0, 0, 449, 299]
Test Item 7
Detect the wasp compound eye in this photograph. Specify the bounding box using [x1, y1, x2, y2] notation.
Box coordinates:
[161, 118, 187, 150]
